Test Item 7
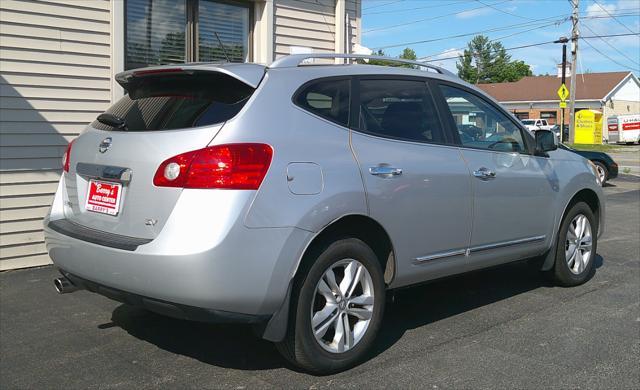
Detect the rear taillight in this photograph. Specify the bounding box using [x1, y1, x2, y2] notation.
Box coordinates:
[153, 143, 273, 189]
[62, 140, 74, 172]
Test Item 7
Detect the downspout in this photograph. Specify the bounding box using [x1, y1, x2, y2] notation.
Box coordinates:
[335, 0, 346, 63]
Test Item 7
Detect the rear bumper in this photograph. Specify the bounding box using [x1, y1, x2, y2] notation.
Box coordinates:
[44, 179, 312, 317]
[45, 218, 310, 316]
[60, 270, 268, 324]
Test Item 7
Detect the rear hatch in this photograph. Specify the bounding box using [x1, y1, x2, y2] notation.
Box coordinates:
[63, 65, 264, 239]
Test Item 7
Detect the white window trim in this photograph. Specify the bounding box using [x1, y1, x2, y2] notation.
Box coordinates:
[111, 0, 125, 102]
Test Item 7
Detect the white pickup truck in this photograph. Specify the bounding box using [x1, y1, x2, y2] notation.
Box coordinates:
[521, 119, 554, 132]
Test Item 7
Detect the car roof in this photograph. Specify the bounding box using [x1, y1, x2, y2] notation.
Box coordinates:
[115, 55, 501, 109]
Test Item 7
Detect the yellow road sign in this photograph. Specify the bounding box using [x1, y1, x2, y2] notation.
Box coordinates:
[559, 101, 567, 108]
[557, 84, 569, 101]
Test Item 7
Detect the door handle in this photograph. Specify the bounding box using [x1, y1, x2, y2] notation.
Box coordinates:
[369, 166, 403, 177]
[473, 167, 496, 180]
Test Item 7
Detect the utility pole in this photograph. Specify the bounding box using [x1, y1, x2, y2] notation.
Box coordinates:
[568, 0, 579, 144]
[555, 36, 569, 143]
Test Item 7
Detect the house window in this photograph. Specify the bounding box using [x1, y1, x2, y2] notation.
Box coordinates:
[514, 111, 529, 120]
[540, 111, 557, 124]
[125, 0, 250, 70]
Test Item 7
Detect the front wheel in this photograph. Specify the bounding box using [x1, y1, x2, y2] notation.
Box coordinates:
[276, 238, 385, 374]
[553, 202, 597, 286]
[593, 161, 608, 185]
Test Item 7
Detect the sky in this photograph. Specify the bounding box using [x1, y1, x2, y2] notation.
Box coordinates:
[360, 0, 640, 75]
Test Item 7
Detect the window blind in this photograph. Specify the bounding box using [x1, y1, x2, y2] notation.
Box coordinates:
[126, 0, 186, 69]
[198, 0, 249, 63]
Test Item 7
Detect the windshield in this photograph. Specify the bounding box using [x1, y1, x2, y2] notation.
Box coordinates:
[92, 72, 254, 131]
[521, 120, 535, 125]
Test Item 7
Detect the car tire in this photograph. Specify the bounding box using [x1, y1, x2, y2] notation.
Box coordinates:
[276, 238, 385, 374]
[593, 161, 608, 185]
[553, 202, 597, 287]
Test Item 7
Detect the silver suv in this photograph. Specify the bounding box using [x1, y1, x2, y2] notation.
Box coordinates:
[45, 54, 605, 373]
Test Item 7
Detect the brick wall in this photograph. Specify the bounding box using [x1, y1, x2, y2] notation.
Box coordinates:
[508, 108, 566, 125]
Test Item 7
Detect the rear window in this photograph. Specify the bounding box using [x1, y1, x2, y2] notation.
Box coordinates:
[92, 72, 254, 131]
[294, 79, 350, 127]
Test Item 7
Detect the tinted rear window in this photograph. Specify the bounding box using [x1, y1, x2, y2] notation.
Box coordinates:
[294, 79, 350, 127]
[92, 72, 254, 131]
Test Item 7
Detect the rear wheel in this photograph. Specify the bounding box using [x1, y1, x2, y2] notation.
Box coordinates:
[553, 202, 597, 286]
[276, 238, 385, 374]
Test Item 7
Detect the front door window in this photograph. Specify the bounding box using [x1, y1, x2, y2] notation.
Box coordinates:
[439, 85, 527, 153]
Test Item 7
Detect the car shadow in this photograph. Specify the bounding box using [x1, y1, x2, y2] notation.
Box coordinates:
[106, 256, 604, 373]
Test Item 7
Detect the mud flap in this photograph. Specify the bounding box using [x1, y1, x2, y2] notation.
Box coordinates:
[260, 282, 293, 342]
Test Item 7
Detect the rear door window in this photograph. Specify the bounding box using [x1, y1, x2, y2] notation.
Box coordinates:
[92, 72, 254, 131]
[357, 79, 445, 143]
[294, 79, 350, 127]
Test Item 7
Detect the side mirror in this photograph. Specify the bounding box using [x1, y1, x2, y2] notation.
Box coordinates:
[535, 129, 557, 155]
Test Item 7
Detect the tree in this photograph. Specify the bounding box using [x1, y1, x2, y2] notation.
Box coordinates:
[399, 48, 417, 61]
[398, 48, 417, 68]
[457, 35, 532, 84]
[367, 49, 391, 66]
[368, 48, 417, 68]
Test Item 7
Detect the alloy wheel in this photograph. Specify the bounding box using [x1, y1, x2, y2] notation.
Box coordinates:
[595, 165, 606, 185]
[565, 214, 593, 275]
[310, 259, 374, 353]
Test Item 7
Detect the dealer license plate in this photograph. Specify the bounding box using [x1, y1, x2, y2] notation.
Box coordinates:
[85, 179, 122, 216]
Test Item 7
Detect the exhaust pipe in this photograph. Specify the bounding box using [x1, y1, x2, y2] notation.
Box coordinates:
[54, 277, 78, 294]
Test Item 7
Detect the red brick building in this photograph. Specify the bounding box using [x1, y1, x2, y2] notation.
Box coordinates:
[477, 69, 639, 139]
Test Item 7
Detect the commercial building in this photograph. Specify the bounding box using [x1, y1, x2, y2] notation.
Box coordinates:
[477, 65, 640, 137]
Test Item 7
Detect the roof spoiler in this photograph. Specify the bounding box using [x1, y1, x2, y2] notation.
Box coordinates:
[115, 63, 266, 91]
[270, 53, 456, 77]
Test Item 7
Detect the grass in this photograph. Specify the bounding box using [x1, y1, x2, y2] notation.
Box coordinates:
[565, 143, 623, 152]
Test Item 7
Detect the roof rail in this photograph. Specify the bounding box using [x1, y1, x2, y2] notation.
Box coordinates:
[270, 53, 456, 77]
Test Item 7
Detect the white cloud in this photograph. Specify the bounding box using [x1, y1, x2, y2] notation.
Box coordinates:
[424, 48, 464, 73]
[456, 7, 494, 19]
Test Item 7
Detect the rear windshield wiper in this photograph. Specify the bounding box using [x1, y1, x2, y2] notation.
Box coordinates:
[97, 113, 128, 130]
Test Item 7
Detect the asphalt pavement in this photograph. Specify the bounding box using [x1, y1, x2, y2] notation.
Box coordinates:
[1, 176, 639, 389]
[608, 144, 640, 176]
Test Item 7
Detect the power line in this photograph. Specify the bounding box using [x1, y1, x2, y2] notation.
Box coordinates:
[581, 35, 640, 71]
[369, 12, 638, 50]
[364, 0, 514, 34]
[419, 19, 568, 60]
[591, 0, 637, 34]
[372, 14, 570, 49]
[581, 23, 640, 69]
[583, 32, 640, 38]
[363, 0, 406, 11]
[416, 33, 640, 63]
[421, 40, 560, 63]
[364, 0, 468, 16]
[473, 0, 537, 20]
[584, 12, 640, 19]
[582, 23, 639, 65]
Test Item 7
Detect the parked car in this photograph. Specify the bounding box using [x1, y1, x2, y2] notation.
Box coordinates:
[44, 54, 605, 374]
[549, 124, 569, 141]
[521, 118, 553, 132]
[559, 143, 618, 185]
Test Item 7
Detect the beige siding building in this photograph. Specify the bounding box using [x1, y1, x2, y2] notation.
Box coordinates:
[0, 0, 362, 270]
